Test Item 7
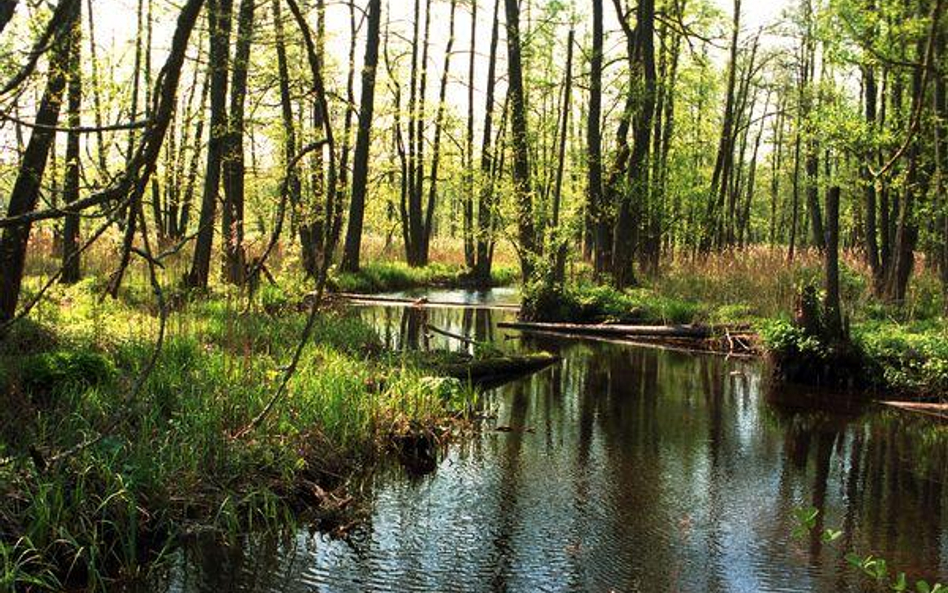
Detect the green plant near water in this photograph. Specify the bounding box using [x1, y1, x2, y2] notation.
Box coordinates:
[332, 261, 518, 293]
[794, 507, 944, 592]
[521, 280, 709, 325]
[0, 280, 479, 588]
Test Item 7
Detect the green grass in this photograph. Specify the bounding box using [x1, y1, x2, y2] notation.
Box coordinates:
[332, 261, 518, 294]
[0, 279, 480, 589]
[521, 280, 709, 325]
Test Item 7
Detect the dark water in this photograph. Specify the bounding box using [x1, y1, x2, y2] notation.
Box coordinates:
[158, 291, 948, 592]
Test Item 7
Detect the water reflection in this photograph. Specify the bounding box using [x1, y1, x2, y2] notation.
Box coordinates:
[158, 302, 948, 593]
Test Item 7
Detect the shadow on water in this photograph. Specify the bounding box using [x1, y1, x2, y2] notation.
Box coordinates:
[155, 293, 948, 593]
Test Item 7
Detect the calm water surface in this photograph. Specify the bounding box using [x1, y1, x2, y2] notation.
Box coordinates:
[158, 290, 948, 592]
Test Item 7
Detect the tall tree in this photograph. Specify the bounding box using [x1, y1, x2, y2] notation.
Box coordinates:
[550, 28, 575, 284]
[463, 0, 477, 269]
[503, 0, 537, 280]
[340, 0, 382, 272]
[587, 0, 604, 273]
[611, 0, 656, 288]
[474, 0, 502, 282]
[222, 0, 255, 284]
[186, 0, 232, 289]
[0, 0, 78, 322]
[61, 0, 82, 283]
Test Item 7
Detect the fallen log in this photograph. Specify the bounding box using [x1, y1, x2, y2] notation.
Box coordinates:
[497, 320, 718, 339]
[880, 401, 948, 421]
[435, 352, 560, 385]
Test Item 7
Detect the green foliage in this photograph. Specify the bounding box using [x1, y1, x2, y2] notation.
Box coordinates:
[793, 507, 943, 593]
[522, 280, 705, 325]
[759, 319, 828, 359]
[14, 350, 115, 404]
[854, 320, 948, 396]
[332, 262, 517, 293]
[0, 280, 481, 588]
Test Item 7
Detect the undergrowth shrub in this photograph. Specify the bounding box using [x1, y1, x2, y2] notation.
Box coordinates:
[17, 350, 115, 404]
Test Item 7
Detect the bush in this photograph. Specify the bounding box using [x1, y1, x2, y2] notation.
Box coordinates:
[521, 281, 704, 324]
[855, 321, 948, 396]
[16, 350, 115, 403]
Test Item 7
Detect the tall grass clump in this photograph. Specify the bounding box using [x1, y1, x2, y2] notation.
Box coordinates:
[0, 277, 479, 589]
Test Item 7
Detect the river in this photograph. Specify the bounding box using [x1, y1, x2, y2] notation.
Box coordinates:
[156, 289, 948, 592]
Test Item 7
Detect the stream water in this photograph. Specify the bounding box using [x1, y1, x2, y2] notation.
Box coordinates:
[156, 290, 948, 592]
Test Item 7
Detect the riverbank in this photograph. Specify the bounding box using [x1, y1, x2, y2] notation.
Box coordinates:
[332, 261, 519, 294]
[518, 250, 948, 399]
[0, 277, 536, 590]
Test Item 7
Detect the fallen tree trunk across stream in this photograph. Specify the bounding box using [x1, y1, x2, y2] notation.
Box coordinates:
[498, 320, 758, 356]
[435, 352, 560, 385]
[499, 321, 716, 338]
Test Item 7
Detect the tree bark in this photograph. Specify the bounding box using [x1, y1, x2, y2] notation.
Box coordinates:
[550, 28, 574, 284]
[587, 0, 605, 274]
[0, 0, 77, 322]
[863, 62, 882, 289]
[474, 0, 501, 283]
[61, 0, 82, 283]
[703, 0, 740, 251]
[463, 0, 477, 269]
[186, 0, 232, 289]
[611, 0, 656, 289]
[824, 186, 842, 339]
[222, 0, 254, 285]
[503, 0, 537, 281]
[339, 0, 382, 272]
[421, 0, 458, 260]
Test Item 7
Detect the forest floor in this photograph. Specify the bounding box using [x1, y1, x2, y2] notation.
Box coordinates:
[0, 239, 534, 590]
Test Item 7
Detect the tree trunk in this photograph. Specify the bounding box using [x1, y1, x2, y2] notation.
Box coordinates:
[824, 186, 843, 339]
[85, 0, 108, 179]
[474, 0, 501, 283]
[421, 0, 458, 260]
[611, 0, 656, 289]
[222, 0, 254, 285]
[550, 28, 574, 284]
[863, 63, 882, 289]
[178, 71, 210, 236]
[0, 0, 18, 35]
[61, 0, 81, 284]
[703, 0, 740, 252]
[339, 0, 382, 272]
[885, 0, 943, 302]
[0, 0, 77, 322]
[186, 0, 232, 289]
[462, 0, 477, 269]
[587, 0, 605, 274]
[503, 0, 536, 281]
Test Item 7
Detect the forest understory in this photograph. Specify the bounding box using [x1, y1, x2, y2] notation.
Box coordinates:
[1, 0, 947, 587]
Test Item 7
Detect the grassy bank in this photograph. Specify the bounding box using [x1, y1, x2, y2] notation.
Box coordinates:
[0, 278, 480, 590]
[332, 261, 519, 294]
[522, 248, 948, 398]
